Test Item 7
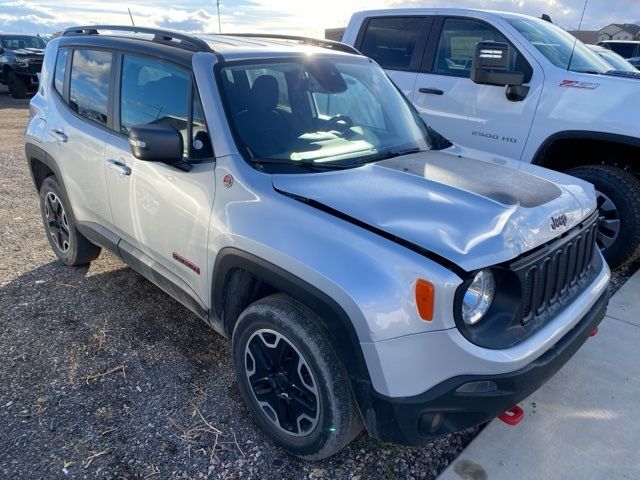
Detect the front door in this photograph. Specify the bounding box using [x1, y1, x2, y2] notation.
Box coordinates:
[413, 16, 543, 160]
[104, 53, 215, 304]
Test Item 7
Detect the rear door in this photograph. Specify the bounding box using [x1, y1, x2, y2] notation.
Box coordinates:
[412, 16, 543, 160]
[44, 47, 114, 226]
[355, 16, 434, 98]
[104, 53, 215, 305]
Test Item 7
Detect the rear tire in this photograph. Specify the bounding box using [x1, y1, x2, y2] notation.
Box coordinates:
[7, 71, 28, 99]
[39, 176, 101, 266]
[567, 164, 640, 269]
[232, 293, 362, 459]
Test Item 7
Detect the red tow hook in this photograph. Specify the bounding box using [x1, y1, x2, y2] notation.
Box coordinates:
[590, 327, 599, 337]
[498, 405, 524, 426]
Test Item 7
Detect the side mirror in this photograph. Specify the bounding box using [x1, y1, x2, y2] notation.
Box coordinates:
[128, 124, 184, 165]
[470, 41, 524, 87]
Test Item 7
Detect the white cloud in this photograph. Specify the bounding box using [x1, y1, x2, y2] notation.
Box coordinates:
[0, 0, 638, 36]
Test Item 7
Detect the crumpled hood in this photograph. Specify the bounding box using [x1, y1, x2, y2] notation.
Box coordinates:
[272, 151, 597, 272]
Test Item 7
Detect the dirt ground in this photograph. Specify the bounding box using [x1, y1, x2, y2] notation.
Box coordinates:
[0, 90, 476, 479]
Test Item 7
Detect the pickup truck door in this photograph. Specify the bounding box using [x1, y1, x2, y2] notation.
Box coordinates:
[104, 53, 215, 308]
[412, 16, 543, 160]
[353, 16, 434, 98]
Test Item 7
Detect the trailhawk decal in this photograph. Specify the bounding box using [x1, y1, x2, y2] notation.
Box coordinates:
[172, 252, 201, 274]
[558, 80, 600, 90]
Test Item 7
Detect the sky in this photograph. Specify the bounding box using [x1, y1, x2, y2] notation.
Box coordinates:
[0, 0, 639, 37]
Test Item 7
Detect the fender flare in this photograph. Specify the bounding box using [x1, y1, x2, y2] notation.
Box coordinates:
[532, 130, 640, 166]
[211, 247, 372, 387]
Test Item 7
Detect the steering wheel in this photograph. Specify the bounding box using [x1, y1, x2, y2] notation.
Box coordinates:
[320, 115, 354, 136]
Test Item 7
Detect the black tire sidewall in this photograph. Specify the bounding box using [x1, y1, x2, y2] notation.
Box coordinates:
[232, 295, 360, 459]
[7, 71, 27, 99]
[39, 176, 82, 266]
[569, 165, 640, 268]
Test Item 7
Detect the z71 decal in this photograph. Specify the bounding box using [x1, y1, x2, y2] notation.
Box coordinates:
[558, 80, 600, 90]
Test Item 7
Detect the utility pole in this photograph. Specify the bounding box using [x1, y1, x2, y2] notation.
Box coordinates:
[217, 0, 222, 33]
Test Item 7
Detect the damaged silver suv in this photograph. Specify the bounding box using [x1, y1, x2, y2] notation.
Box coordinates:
[25, 26, 610, 459]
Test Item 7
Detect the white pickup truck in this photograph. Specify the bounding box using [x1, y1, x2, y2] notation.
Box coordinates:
[343, 9, 640, 268]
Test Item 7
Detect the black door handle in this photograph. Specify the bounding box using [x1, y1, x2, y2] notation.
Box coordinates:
[419, 87, 444, 95]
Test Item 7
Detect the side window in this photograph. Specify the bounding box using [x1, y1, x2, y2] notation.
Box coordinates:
[120, 55, 190, 155]
[312, 74, 385, 130]
[53, 48, 68, 97]
[433, 18, 531, 80]
[69, 49, 112, 126]
[120, 55, 211, 160]
[359, 17, 427, 71]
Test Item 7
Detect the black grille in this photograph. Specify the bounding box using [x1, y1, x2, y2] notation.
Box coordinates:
[512, 212, 599, 325]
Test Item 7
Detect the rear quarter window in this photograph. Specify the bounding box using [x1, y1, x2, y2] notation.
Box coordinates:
[53, 48, 68, 96]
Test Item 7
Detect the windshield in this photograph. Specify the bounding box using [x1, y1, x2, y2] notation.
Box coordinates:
[2, 35, 46, 50]
[600, 51, 637, 72]
[507, 17, 611, 73]
[218, 57, 430, 168]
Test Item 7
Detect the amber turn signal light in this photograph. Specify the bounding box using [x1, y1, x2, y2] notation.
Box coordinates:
[415, 279, 435, 321]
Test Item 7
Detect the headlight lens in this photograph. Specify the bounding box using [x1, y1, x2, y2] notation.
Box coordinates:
[462, 269, 495, 325]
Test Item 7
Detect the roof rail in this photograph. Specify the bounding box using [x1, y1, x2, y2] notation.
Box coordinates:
[221, 33, 361, 55]
[62, 25, 212, 53]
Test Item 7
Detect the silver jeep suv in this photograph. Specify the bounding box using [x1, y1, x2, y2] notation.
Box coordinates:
[26, 26, 610, 459]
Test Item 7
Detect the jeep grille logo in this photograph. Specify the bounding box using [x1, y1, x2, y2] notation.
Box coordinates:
[551, 214, 568, 230]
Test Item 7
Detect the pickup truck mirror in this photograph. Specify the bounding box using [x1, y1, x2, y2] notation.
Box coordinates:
[128, 124, 184, 165]
[470, 41, 524, 87]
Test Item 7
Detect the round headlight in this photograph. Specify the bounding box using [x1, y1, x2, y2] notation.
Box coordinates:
[462, 269, 495, 325]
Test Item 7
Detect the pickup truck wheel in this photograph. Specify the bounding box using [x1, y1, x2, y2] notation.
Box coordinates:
[39, 176, 101, 266]
[7, 71, 28, 99]
[232, 293, 362, 459]
[567, 165, 640, 268]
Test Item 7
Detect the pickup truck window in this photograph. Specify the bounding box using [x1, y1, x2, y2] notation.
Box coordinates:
[359, 17, 427, 71]
[603, 42, 639, 59]
[508, 17, 610, 73]
[219, 58, 430, 166]
[69, 49, 112, 127]
[433, 18, 530, 80]
[1, 35, 46, 50]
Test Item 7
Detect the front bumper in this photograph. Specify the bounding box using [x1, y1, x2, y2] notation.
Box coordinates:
[355, 287, 609, 446]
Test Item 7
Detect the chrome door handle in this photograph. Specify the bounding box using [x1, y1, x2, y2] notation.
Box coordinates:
[49, 129, 68, 143]
[106, 159, 131, 176]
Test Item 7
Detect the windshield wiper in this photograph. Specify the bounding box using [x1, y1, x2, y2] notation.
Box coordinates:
[250, 157, 351, 170]
[353, 147, 423, 165]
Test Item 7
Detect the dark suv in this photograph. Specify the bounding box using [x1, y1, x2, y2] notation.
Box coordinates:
[0, 34, 46, 98]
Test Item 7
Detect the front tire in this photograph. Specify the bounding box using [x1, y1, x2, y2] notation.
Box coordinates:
[39, 176, 101, 266]
[567, 164, 640, 269]
[7, 71, 28, 99]
[232, 294, 362, 459]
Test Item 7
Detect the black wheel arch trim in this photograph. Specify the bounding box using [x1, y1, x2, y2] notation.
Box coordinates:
[212, 247, 373, 388]
[25, 142, 77, 221]
[532, 130, 640, 166]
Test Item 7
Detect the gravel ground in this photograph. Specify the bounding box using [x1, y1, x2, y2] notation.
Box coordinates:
[0, 91, 477, 479]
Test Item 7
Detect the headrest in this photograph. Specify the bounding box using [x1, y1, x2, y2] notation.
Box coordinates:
[249, 75, 279, 111]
